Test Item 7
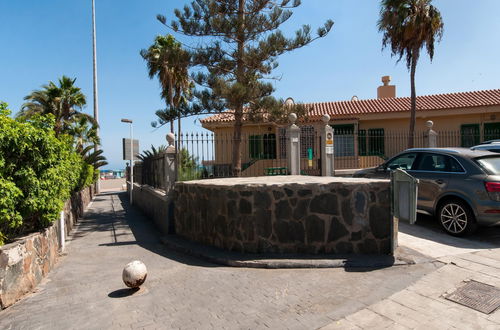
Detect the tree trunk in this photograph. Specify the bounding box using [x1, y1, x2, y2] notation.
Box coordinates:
[168, 76, 174, 134]
[231, 0, 246, 177]
[408, 51, 418, 149]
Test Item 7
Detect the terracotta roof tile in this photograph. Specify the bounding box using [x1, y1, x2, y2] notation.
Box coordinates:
[201, 89, 500, 124]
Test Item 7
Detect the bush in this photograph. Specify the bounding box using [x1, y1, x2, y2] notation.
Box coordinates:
[0, 102, 83, 244]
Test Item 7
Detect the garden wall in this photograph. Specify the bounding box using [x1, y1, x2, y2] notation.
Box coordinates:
[131, 183, 173, 235]
[0, 186, 94, 309]
[175, 176, 394, 255]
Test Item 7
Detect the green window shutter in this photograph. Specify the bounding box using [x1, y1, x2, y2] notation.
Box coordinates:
[263, 134, 277, 159]
[358, 129, 367, 156]
[249, 135, 263, 159]
[460, 124, 480, 147]
[368, 128, 385, 156]
[484, 122, 500, 141]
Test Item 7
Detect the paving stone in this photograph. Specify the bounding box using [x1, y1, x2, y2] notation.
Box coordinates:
[0, 192, 438, 330]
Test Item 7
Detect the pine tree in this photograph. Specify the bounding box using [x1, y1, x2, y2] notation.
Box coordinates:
[158, 0, 333, 176]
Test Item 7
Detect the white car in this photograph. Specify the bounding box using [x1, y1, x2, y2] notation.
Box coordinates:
[471, 140, 500, 153]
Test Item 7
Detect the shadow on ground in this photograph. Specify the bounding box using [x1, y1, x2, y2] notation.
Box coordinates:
[399, 214, 500, 249]
[68, 192, 222, 268]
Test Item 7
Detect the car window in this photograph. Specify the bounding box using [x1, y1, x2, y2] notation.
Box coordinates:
[416, 154, 464, 172]
[386, 153, 418, 170]
[448, 157, 466, 173]
[477, 157, 500, 174]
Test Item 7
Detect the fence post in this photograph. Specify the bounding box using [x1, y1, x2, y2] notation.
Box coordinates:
[287, 113, 301, 175]
[320, 114, 335, 176]
[165, 133, 177, 191]
[424, 120, 438, 148]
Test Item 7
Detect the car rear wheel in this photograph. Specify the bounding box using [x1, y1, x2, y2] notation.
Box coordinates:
[438, 199, 477, 236]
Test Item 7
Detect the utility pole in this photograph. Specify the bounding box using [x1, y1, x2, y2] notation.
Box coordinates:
[92, 0, 100, 193]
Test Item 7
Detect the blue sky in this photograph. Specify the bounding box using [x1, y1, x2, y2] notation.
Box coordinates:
[1, 0, 499, 169]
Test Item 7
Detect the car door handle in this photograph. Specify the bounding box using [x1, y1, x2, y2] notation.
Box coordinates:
[435, 179, 444, 184]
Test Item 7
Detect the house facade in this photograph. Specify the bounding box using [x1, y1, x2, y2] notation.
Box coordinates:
[201, 77, 500, 172]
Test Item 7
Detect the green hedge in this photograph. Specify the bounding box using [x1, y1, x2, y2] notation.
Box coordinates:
[0, 102, 88, 245]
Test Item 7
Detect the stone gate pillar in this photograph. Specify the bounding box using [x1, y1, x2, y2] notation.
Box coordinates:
[320, 114, 335, 176]
[287, 113, 301, 175]
[424, 120, 438, 148]
[165, 132, 177, 191]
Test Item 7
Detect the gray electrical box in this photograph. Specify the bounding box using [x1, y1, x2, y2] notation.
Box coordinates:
[122, 138, 140, 160]
[391, 169, 419, 224]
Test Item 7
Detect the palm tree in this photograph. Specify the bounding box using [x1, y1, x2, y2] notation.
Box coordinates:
[378, 0, 443, 148]
[140, 34, 191, 136]
[67, 116, 100, 154]
[18, 76, 93, 136]
[137, 145, 168, 161]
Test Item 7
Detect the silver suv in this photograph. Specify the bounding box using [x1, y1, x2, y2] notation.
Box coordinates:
[353, 148, 500, 236]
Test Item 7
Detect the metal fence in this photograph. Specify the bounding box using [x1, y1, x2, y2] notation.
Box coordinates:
[176, 131, 322, 178]
[132, 154, 171, 190]
[132, 127, 499, 187]
[333, 128, 499, 169]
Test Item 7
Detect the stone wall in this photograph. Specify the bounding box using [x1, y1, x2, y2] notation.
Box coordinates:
[132, 183, 173, 235]
[175, 176, 394, 255]
[0, 186, 94, 309]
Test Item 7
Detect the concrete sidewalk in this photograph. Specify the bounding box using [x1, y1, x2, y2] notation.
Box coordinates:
[321, 248, 500, 329]
[0, 191, 440, 330]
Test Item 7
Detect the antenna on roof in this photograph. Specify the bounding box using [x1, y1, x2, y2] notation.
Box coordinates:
[351, 95, 359, 101]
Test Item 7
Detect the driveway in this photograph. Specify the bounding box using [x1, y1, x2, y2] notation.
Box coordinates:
[398, 214, 500, 259]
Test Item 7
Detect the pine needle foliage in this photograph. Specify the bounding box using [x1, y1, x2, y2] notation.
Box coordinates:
[158, 0, 333, 175]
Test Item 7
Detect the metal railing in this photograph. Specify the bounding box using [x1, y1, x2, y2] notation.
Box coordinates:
[134, 128, 499, 185]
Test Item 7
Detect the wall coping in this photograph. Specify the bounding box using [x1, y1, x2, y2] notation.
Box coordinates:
[177, 175, 389, 187]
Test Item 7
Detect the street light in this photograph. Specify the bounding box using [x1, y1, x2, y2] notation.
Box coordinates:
[121, 118, 133, 205]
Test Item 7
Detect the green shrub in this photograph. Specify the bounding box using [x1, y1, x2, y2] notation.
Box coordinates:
[0, 102, 83, 244]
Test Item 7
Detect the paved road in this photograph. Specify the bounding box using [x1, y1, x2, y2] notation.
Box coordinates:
[0, 192, 438, 330]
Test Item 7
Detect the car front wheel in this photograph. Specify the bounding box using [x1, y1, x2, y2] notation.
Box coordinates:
[438, 199, 477, 236]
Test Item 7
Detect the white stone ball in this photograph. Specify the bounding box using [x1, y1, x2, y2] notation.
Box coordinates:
[122, 260, 147, 288]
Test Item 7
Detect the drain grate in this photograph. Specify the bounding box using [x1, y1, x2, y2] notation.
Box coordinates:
[445, 280, 500, 314]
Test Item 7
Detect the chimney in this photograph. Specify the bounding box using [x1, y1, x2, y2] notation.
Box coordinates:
[377, 75, 396, 99]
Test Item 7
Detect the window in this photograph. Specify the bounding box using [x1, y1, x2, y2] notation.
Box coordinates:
[358, 129, 367, 156]
[358, 128, 385, 156]
[249, 134, 277, 159]
[249, 135, 262, 159]
[333, 124, 354, 157]
[368, 128, 385, 156]
[484, 122, 500, 142]
[279, 128, 287, 159]
[461, 124, 480, 147]
[415, 153, 465, 173]
[386, 153, 418, 171]
[300, 126, 315, 158]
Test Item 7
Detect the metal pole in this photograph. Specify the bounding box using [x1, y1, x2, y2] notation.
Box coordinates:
[130, 123, 133, 205]
[92, 0, 100, 193]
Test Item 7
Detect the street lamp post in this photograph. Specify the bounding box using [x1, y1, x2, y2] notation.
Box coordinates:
[92, 0, 100, 193]
[121, 119, 133, 205]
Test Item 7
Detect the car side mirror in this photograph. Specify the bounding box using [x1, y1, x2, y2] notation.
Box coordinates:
[388, 164, 401, 170]
[376, 164, 386, 172]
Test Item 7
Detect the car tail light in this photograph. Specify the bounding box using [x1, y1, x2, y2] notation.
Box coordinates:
[485, 182, 500, 201]
[485, 182, 500, 192]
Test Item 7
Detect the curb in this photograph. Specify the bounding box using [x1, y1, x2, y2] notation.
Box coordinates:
[160, 235, 431, 269]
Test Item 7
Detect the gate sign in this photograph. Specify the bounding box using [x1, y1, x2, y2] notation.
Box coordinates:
[122, 138, 140, 161]
[326, 132, 334, 154]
